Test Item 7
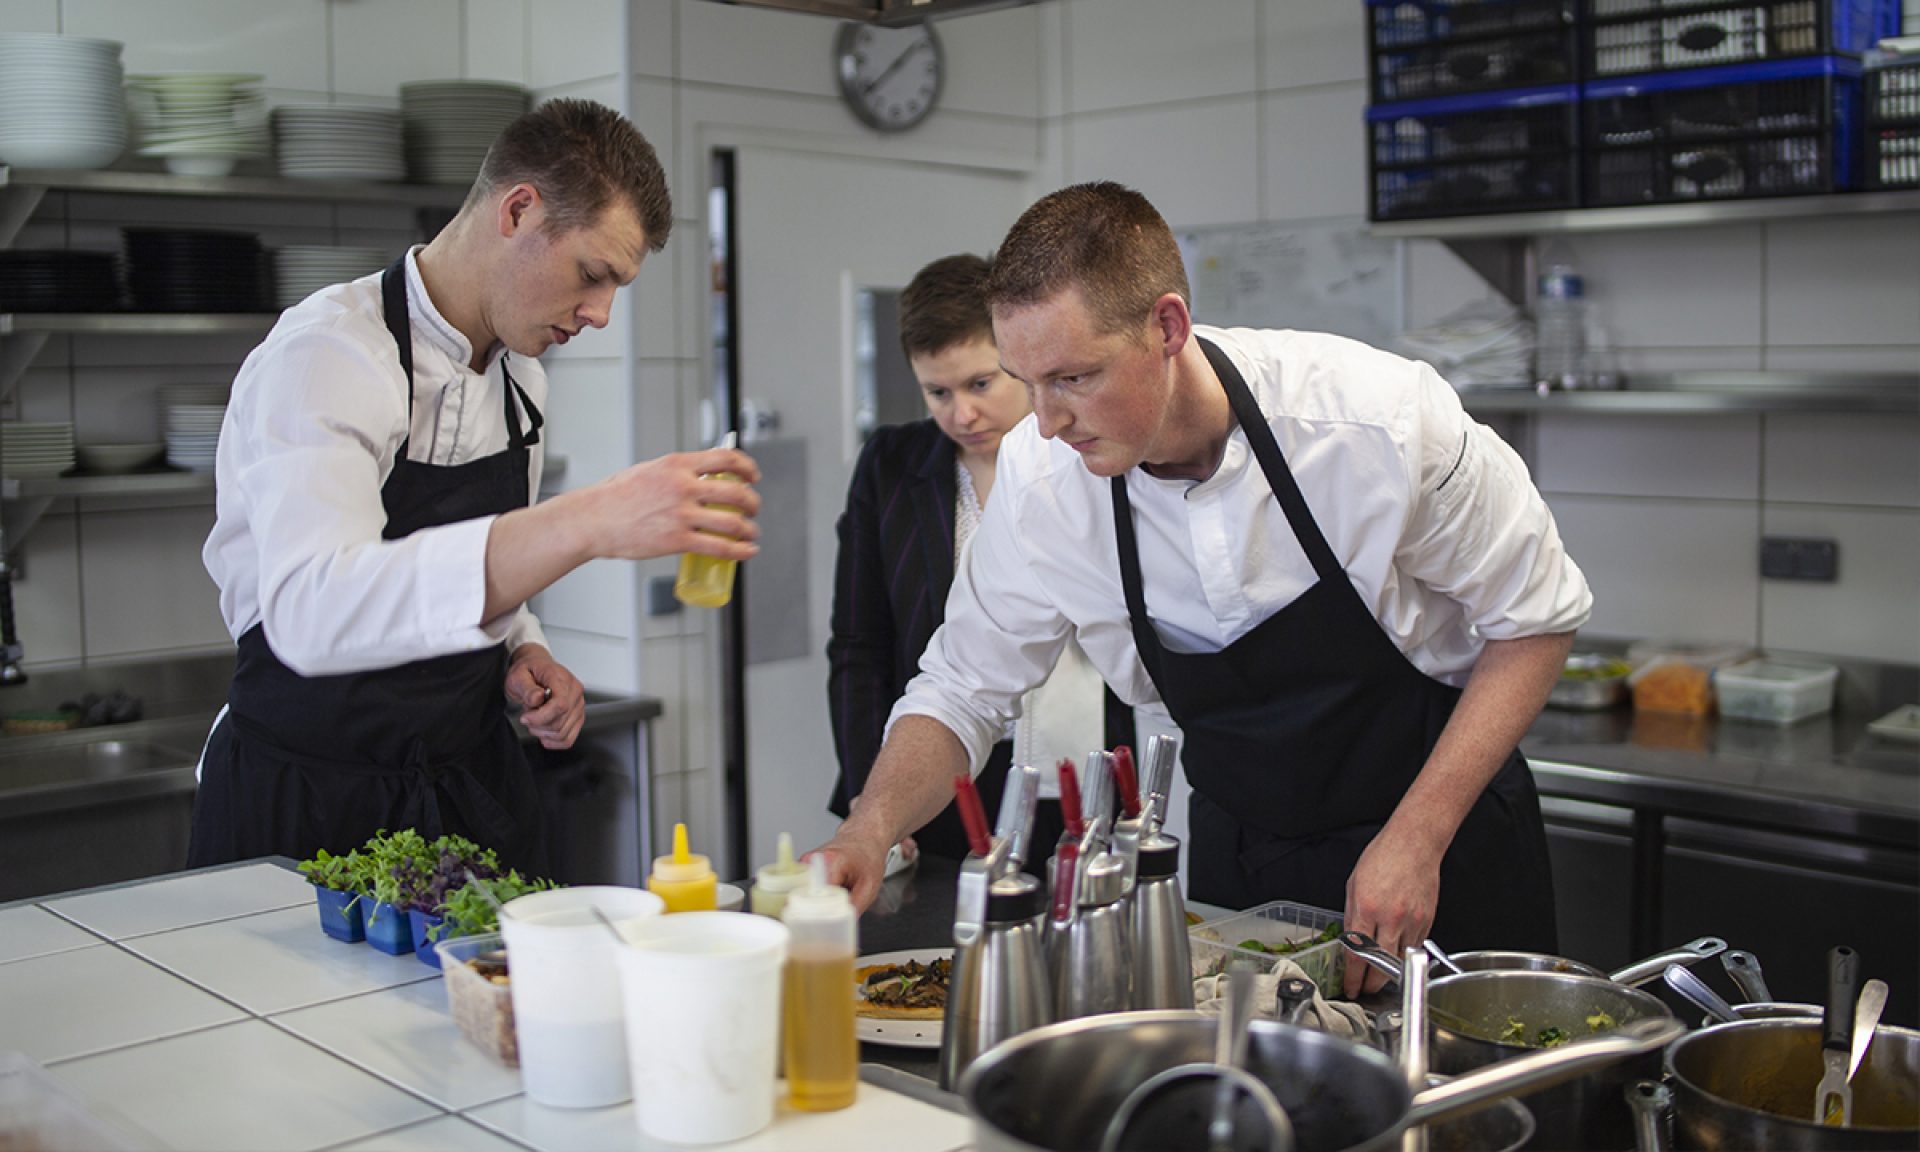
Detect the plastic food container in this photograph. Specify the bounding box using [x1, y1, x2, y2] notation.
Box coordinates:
[1714, 659, 1839, 725]
[1627, 640, 1753, 715]
[1, 1050, 160, 1150]
[1188, 900, 1345, 999]
[435, 932, 517, 1067]
[1548, 653, 1632, 711]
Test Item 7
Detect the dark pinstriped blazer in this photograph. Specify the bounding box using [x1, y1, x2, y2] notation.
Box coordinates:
[826, 419, 1132, 861]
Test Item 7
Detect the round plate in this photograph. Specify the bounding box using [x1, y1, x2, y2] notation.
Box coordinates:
[855, 947, 951, 1049]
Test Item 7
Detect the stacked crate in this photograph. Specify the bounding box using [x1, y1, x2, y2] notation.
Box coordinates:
[1864, 52, 1920, 187]
[1365, 0, 1585, 219]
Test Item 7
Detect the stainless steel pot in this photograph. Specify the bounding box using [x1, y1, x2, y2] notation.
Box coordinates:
[960, 1010, 1680, 1152]
[1444, 936, 1726, 988]
[1663, 1017, 1920, 1150]
[1425, 969, 1675, 1152]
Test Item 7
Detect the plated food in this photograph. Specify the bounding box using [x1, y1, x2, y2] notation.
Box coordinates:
[856, 955, 950, 1020]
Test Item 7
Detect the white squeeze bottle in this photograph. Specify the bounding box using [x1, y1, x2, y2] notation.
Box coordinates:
[780, 855, 857, 1111]
[753, 832, 811, 919]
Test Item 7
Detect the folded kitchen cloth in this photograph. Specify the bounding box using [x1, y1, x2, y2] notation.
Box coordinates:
[1194, 957, 1373, 1042]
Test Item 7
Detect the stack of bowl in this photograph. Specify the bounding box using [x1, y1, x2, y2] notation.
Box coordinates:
[125, 72, 269, 178]
[0, 34, 127, 170]
[399, 81, 529, 185]
[159, 385, 228, 474]
[1, 422, 77, 478]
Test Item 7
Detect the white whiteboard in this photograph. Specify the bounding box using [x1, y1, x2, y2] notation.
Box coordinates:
[1176, 219, 1402, 349]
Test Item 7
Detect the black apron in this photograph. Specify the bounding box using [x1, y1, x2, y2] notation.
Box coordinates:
[188, 256, 550, 874]
[1111, 337, 1557, 951]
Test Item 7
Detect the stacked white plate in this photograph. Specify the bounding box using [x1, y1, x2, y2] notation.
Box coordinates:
[272, 104, 405, 182]
[159, 386, 229, 473]
[126, 73, 270, 178]
[273, 245, 388, 309]
[0, 34, 127, 170]
[2, 422, 77, 478]
[400, 80, 529, 185]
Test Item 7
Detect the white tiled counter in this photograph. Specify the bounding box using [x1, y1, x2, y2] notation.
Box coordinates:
[0, 861, 973, 1152]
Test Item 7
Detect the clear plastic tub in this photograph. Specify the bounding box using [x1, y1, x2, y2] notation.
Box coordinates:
[1715, 659, 1839, 725]
[1, 1051, 161, 1150]
[1626, 640, 1754, 715]
[1188, 900, 1345, 998]
[434, 932, 517, 1067]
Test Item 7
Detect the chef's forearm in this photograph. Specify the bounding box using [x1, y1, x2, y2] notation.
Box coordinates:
[1382, 630, 1574, 856]
[846, 714, 972, 846]
[479, 493, 594, 624]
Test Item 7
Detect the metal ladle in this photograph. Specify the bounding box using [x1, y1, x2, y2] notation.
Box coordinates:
[1101, 965, 1295, 1152]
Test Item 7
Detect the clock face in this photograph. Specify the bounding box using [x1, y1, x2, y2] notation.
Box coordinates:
[836, 20, 943, 133]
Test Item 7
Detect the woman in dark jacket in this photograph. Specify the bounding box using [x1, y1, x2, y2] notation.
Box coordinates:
[827, 254, 1132, 862]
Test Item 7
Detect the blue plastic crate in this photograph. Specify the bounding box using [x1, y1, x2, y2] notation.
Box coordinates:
[1583, 56, 1862, 203]
[1369, 0, 1580, 102]
[1585, 0, 1897, 78]
[1368, 85, 1581, 217]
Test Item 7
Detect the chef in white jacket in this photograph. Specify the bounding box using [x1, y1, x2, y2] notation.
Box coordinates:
[817, 183, 1590, 994]
[191, 100, 759, 873]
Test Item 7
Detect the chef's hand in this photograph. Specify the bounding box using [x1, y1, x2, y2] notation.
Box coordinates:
[580, 447, 763, 562]
[809, 816, 896, 915]
[1343, 825, 1444, 995]
[506, 644, 585, 750]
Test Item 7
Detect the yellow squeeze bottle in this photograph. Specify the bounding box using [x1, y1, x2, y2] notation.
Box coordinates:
[781, 856, 858, 1111]
[752, 832, 811, 919]
[648, 823, 717, 912]
[674, 431, 744, 608]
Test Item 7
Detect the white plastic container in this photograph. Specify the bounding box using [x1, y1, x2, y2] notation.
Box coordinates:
[498, 885, 664, 1109]
[616, 910, 790, 1145]
[1715, 659, 1839, 725]
[1188, 900, 1346, 998]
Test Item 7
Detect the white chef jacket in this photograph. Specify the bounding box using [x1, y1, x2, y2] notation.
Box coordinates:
[891, 325, 1592, 775]
[202, 246, 548, 680]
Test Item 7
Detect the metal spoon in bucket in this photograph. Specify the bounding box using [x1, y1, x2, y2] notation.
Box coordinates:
[1101, 965, 1294, 1152]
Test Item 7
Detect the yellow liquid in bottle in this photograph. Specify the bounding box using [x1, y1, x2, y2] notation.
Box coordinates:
[674, 476, 742, 608]
[781, 947, 857, 1112]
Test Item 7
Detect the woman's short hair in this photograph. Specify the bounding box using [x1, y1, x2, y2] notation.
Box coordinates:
[469, 98, 672, 251]
[985, 182, 1189, 336]
[898, 253, 994, 360]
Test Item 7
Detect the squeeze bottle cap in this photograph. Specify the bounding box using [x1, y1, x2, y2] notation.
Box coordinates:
[782, 855, 852, 922]
[755, 832, 811, 895]
[652, 822, 714, 884]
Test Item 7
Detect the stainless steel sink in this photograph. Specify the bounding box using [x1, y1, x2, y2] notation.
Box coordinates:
[0, 738, 200, 792]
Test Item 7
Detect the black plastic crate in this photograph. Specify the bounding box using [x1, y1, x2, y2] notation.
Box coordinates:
[1866, 57, 1920, 123]
[1582, 56, 1861, 204]
[1867, 126, 1920, 186]
[1585, 0, 1891, 78]
[1369, 0, 1579, 102]
[1367, 85, 1580, 218]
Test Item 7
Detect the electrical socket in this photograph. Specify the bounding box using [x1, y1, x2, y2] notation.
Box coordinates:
[1760, 537, 1838, 582]
[646, 575, 682, 616]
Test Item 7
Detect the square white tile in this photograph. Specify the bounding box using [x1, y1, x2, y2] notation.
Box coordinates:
[1764, 413, 1920, 510]
[1764, 215, 1920, 349]
[1547, 494, 1761, 646]
[937, 5, 1043, 120]
[44, 861, 313, 940]
[10, 512, 85, 669]
[0, 904, 99, 964]
[1064, 0, 1257, 112]
[326, 1114, 528, 1152]
[1533, 413, 1760, 501]
[124, 906, 439, 1015]
[61, 0, 329, 92]
[78, 505, 231, 659]
[1259, 84, 1369, 223]
[465, 0, 530, 83]
[329, 0, 461, 98]
[1261, 0, 1368, 91]
[531, 0, 620, 88]
[1760, 505, 1920, 664]
[1575, 226, 1763, 351]
[626, 0, 673, 81]
[677, 1, 835, 98]
[1069, 98, 1261, 228]
[271, 978, 523, 1112]
[0, 944, 244, 1063]
[51, 1019, 437, 1152]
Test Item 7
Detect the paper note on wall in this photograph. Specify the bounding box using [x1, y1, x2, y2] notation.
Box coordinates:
[1178, 220, 1400, 348]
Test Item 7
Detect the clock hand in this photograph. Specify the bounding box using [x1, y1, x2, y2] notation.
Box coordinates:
[861, 39, 928, 98]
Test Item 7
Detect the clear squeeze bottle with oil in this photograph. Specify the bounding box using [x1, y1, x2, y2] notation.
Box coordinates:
[674, 430, 744, 608]
[781, 855, 857, 1111]
[648, 822, 717, 912]
[752, 832, 811, 919]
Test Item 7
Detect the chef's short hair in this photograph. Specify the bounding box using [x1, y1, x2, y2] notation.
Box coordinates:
[986, 182, 1189, 337]
[898, 253, 994, 361]
[470, 98, 672, 252]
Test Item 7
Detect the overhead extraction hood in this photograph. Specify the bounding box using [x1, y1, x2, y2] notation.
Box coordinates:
[698, 0, 1037, 26]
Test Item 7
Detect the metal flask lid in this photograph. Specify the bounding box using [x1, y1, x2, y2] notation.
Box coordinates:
[1134, 832, 1180, 880]
[1079, 850, 1127, 908]
[985, 871, 1044, 924]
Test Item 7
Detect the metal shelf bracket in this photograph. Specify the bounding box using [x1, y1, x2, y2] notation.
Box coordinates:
[0, 332, 49, 407]
[0, 182, 46, 249]
[1441, 236, 1532, 307]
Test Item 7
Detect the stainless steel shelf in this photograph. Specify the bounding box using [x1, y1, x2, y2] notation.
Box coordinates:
[1459, 374, 1920, 416]
[1, 471, 214, 501]
[0, 166, 467, 208]
[1370, 189, 1920, 239]
[0, 313, 276, 336]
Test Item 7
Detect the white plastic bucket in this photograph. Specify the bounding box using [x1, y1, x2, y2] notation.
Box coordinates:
[498, 885, 664, 1108]
[616, 910, 790, 1145]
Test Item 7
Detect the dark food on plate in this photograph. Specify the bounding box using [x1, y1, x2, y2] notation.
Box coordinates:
[857, 956, 951, 1019]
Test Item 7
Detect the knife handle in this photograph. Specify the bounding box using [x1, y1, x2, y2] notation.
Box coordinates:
[1824, 946, 1860, 1053]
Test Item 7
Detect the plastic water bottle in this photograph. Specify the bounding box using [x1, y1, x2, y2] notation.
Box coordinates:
[1534, 262, 1588, 392]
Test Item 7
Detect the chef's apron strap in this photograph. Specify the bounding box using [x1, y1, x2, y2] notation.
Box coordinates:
[1109, 475, 1167, 689]
[1197, 336, 1344, 584]
[501, 357, 542, 449]
[380, 256, 418, 463]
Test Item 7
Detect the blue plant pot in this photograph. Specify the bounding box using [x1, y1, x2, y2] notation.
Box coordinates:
[410, 910, 445, 968]
[313, 886, 365, 943]
[365, 900, 414, 956]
